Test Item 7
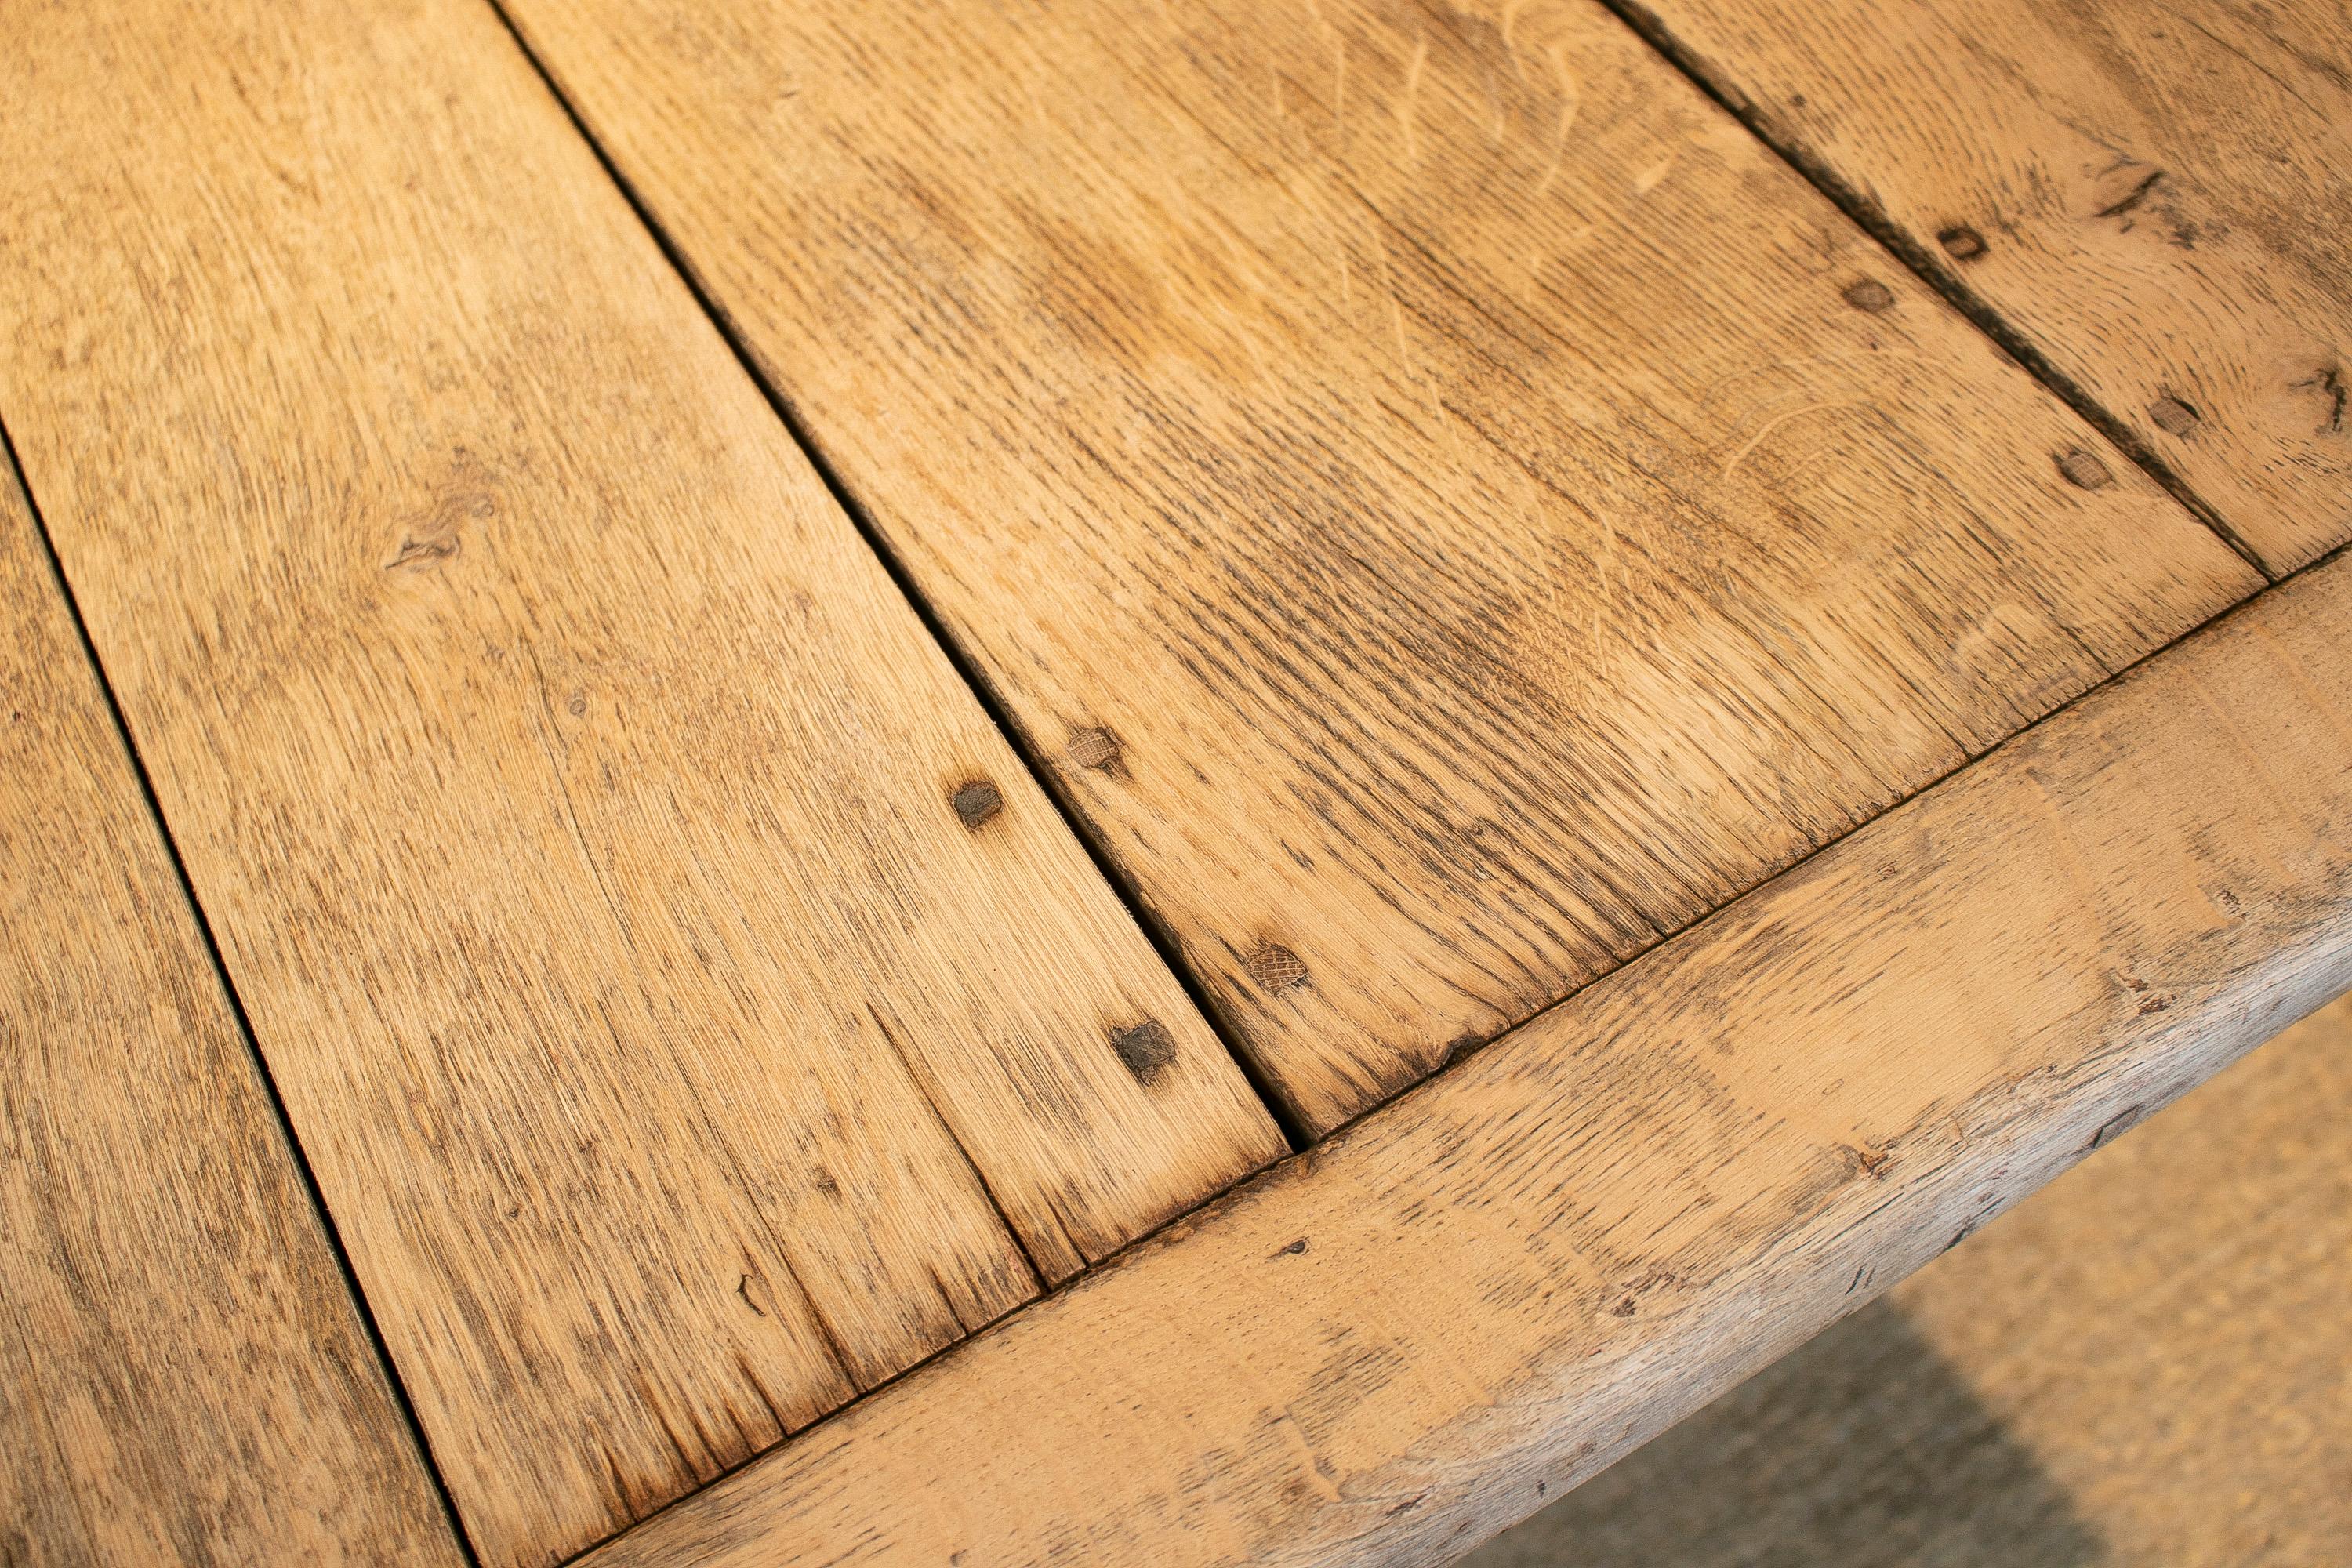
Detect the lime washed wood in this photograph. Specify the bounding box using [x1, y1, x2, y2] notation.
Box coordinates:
[1609, 0, 2352, 574]
[0, 0, 1281, 1562]
[3, 0, 2341, 1562]
[0, 459, 466, 1566]
[579, 546, 2352, 1568]
[503, 0, 2261, 1131]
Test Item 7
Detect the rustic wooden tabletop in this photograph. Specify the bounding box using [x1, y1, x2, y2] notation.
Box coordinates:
[2, 0, 2344, 1565]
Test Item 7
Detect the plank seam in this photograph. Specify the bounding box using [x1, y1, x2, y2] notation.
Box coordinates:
[865, 1003, 1052, 1294]
[1305, 541, 2332, 1149]
[474, 0, 1316, 1154]
[0, 418, 489, 1568]
[1588, 0, 2280, 582]
[543, 531, 2339, 1564]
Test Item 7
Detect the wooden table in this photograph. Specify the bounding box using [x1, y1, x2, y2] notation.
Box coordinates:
[2, 1, 2344, 1564]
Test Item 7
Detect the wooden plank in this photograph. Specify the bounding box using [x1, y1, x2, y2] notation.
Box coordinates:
[0, 461, 465, 1565]
[0, 1, 1283, 1563]
[1606, 0, 2352, 575]
[501, 0, 2263, 1132]
[578, 549, 2352, 1568]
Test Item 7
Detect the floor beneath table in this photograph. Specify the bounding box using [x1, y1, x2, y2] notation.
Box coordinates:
[1470, 992, 2352, 1567]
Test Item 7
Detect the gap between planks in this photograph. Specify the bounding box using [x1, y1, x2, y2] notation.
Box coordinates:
[1590, 0, 2280, 581]
[0, 419, 487, 1568]
[476, 0, 1315, 1155]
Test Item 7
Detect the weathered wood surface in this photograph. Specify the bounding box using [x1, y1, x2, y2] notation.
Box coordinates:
[0, 0, 1282, 1562]
[579, 550, 2352, 1568]
[504, 0, 2261, 1131]
[1612, 0, 2352, 575]
[0, 459, 466, 1566]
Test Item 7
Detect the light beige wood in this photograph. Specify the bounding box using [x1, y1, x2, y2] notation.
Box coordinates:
[1611, 0, 2352, 575]
[579, 550, 2352, 1568]
[0, 1, 1283, 1563]
[0, 460, 465, 1565]
[503, 0, 2261, 1132]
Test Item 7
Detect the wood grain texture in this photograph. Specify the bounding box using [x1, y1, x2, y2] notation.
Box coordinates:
[580, 549, 2352, 1568]
[0, 462, 464, 1566]
[0, 1, 1283, 1563]
[1611, 0, 2352, 575]
[503, 0, 2262, 1131]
